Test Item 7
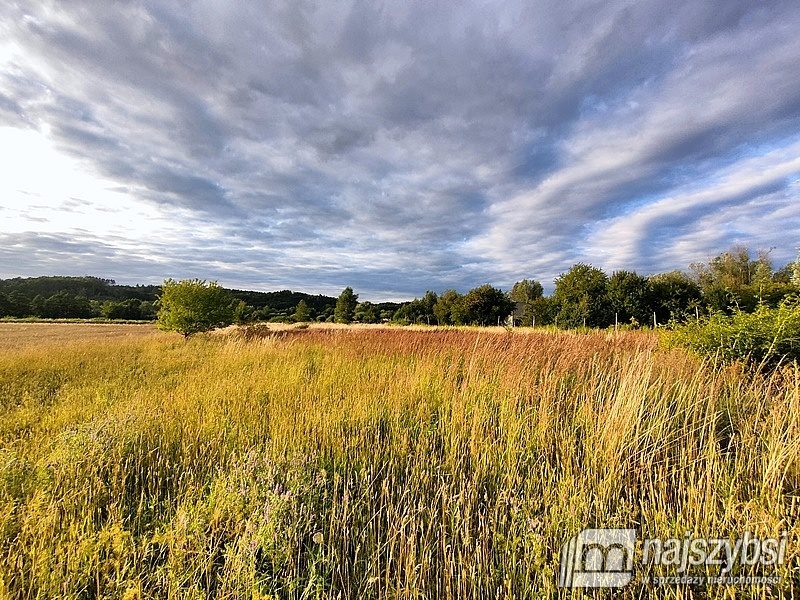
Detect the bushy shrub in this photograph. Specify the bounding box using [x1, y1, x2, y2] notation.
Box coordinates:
[668, 297, 800, 366]
[157, 279, 236, 338]
[232, 323, 272, 341]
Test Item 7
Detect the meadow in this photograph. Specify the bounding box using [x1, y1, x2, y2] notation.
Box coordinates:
[0, 323, 797, 598]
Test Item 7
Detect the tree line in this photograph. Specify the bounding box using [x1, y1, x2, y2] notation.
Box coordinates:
[387, 247, 800, 328]
[0, 276, 401, 322]
[0, 276, 159, 320]
[241, 247, 800, 328]
[2, 247, 798, 327]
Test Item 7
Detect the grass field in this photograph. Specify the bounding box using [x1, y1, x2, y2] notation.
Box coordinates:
[0, 323, 161, 351]
[0, 323, 797, 598]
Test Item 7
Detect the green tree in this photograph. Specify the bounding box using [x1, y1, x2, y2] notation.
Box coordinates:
[421, 291, 438, 324]
[334, 287, 358, 324]
[459, 284, 514, 326]
[40, 292, 94, 319]
[0, 292, 11, 318]
[292, 300, 312, 322]
[254, 306, 273, 321]
[510, 279, 544, 325]
[393, 291, 438, 324]
[607, 270, 650, 326]
[233, 300, 256, 325]
[6, 292, 30, 317]
[157, 279, 236, 339]
[747, 251, 791, 306]
[691, 246, 753, 290]
[30, 295, 45, 318]
[101, 299, 144, 320]
[528, 296, 558, 326]
[690, 246, 766, 312]
[552, 264, 610, 328]
[139, 301, 157, 320]
[355, 301, 378, 323]
[648, 271, 702, 324]
[433, 289, 462, 325]
[509, 279, 543, 303]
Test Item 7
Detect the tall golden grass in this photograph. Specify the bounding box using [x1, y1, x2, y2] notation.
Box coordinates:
[0, 326, 797, 598]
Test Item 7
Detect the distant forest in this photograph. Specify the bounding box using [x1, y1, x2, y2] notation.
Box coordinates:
[1, 246, 798, 326]
[0, 276, 400, 323]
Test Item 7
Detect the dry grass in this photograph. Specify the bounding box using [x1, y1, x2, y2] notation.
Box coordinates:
[0, 323, 162, 351]
[0, 325, 797, 598]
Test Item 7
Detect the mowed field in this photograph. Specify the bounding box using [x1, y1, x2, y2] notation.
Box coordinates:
[0, 323, 162, 351]
[0, 323, 798, 598]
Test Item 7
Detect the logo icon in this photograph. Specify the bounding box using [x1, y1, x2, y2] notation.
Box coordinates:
[559, 528, 636, 588]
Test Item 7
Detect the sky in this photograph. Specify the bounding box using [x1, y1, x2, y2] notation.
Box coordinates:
[0, 1, 799, 300]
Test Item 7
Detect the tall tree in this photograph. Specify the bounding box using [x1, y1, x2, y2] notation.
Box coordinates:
[459, 284, 513, 326]
[552, 264, 610, 328]
[691, 246, 761, 312]
[6, 292, 30, 317]
[509, 279, 544, 326]
[0, 292, 11, 318]
[648, 271, 702, 324]
[101, 299, 143, 320]
[292, 300, 311, 322]
[392, 292, 438, 324]
[509, 279, 544, 303]
[355, 301, 378, 323]
[41, 292, 94, 319]
[421, 291, 438, 322]
[334, 287, 358, 324]
[233, 300, 256, 324]
[607, 270, 650, 326]
[527, 296, 558, 326]
[30, 295, 45, 318]
[433, 289, 462, 325]
[157, 279, 236, 339]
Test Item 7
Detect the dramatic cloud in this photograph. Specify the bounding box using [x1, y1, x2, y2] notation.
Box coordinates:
[1, 0, 798, 298]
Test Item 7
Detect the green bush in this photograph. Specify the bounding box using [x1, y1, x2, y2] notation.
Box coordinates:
[668, 297, 800, 367]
